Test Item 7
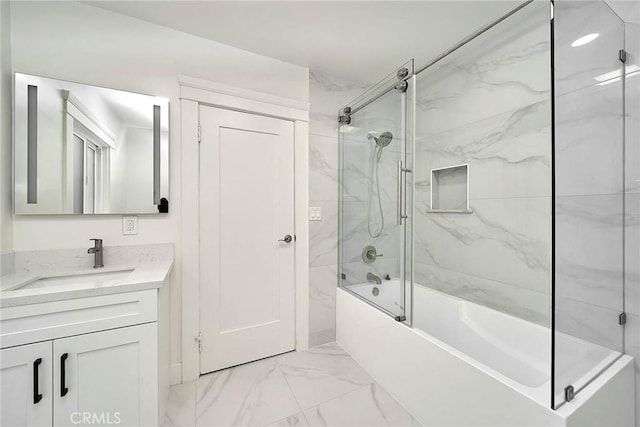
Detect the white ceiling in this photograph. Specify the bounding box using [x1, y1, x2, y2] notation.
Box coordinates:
[86, 0, 520, 84]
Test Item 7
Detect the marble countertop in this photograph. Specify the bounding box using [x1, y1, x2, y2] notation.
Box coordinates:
[0, 243, 174, 308]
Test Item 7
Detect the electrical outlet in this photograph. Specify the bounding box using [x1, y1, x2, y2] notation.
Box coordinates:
[122, 216, 138, 235]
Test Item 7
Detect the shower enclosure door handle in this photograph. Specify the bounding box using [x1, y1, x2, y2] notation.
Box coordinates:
[397, 160, 410, 224]
[397, 160, 403, 224]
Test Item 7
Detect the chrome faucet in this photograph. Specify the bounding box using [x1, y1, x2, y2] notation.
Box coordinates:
[367, 272, 382, 285]
[88, 239, 104, 268]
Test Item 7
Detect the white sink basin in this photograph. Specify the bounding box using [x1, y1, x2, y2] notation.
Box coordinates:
[13, 269, 135, 291]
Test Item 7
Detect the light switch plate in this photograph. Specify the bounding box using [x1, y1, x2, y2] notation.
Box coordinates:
[122, 216, 138, 235]
[309, 207, 322, 221]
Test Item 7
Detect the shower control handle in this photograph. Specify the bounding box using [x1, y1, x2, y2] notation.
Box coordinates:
[278, 235, 293, 243]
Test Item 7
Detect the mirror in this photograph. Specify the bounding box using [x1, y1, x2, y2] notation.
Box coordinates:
[14, 73, 169, 215]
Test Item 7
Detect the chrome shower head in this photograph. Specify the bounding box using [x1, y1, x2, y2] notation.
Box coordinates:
[376, 131, 393, 148]
[367, 131, 393, 148]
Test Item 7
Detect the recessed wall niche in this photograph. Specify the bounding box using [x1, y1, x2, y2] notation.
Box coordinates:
[429, 164, 472, 213]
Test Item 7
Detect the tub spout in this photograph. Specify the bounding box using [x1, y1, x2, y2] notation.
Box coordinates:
[367, 272, 382, 285]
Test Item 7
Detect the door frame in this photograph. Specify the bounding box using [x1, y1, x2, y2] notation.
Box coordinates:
[179, 75, 310, 383]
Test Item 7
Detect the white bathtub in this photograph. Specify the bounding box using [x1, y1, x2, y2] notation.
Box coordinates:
[338, 280, 635, 426]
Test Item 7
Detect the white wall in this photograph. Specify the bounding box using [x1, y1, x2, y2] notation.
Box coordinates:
[0, 1, 13, 263]
[7, 0, 308, 377]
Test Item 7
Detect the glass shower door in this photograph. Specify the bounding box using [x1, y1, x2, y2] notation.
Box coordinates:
[553, 0, 626, 408]
[338, 60, 414, 323]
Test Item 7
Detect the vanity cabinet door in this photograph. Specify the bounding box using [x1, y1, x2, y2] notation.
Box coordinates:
[53, 323, 158, 427]
[0, 341, 53, 427]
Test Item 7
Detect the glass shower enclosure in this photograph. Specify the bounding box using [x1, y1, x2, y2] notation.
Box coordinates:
[337, 0, 632, 411]
[338, 60, 414, 324]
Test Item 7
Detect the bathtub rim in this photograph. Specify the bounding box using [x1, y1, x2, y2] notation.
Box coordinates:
[336, 286, 628, 410]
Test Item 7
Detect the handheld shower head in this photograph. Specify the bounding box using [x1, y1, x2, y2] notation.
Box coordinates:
[376, 131, 393, 148]
[367, 131, 393, 148]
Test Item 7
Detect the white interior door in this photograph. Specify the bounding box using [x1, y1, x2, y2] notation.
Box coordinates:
[199, 105, 295, 374]
[0, 341, 53, 427]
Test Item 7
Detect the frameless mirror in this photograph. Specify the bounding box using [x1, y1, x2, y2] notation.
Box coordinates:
[14, 73, 169, 215]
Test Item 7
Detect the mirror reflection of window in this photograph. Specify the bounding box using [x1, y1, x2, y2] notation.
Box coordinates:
[72, 132, 104, 214]
[72, 135, 84, 214]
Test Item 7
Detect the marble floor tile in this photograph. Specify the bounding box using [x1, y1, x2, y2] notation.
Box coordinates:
[276, 343, 374, 410]
[195, 357, 300, 427]
[265, 413, 310, 427]
[168, 344, 417, 427]
[164, 380, 196, 427]
[302, 384, 417, 427]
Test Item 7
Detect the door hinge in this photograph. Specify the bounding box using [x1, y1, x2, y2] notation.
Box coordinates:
[565, 385, 575, 402]
[197, 124, 201, 143]
[196, 332, 202, 353]
[619, 49, 627, 63]
[619, 312, 627, 325]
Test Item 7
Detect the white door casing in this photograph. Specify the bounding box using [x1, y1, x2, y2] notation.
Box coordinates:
[199, 105, 296, 373]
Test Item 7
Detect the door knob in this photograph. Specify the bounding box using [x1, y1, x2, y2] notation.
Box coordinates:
[278, 235, 293, 243]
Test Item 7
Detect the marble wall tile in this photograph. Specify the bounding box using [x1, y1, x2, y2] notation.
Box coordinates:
[555, 195, 624, 311]
[606, 0, 640, 23]
[415, 100, 552, 201]
[415, 4, 550, 137]
[342, 258, 401, 288]
[625, 23, 640, 194]
[410, 3, 552, 325]
[340, 203, 400, 265]
[414, 197, 551, 294]
[309, 71, 370, 138]
[310, 135, 338, 202]
[309, 265, 338, 348]
[414, 263, 550, 326]
[555, 79, 624, 196]
[308, 70, 370, 347]
[309, 200, 338, 268]
[555, 296, 624, 351]
[554, 0, 625, 96]
[626, 194, 640, 316]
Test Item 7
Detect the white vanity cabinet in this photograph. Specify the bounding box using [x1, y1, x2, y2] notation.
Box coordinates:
[53, 323, 158, 427]
[0, 288, 167, 427]
[0, 341, 53, 426]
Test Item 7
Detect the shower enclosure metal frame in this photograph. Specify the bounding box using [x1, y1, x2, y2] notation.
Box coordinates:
[337, 59, 415, 324]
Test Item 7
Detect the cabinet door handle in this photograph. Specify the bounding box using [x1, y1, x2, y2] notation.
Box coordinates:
[33, 358, 42, 404]
[60, 353, 69, 397]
